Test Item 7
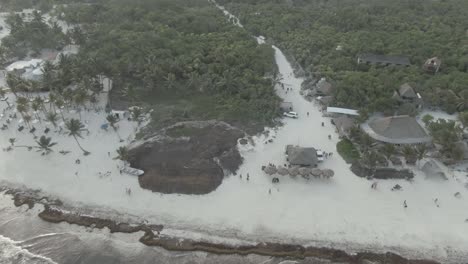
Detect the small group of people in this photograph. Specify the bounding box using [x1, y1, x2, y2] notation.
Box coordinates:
[125, 187, 132, 195]
[239, 173, 250, 181]
[98, 171, 112, 179]
[403, 198, 441, 209]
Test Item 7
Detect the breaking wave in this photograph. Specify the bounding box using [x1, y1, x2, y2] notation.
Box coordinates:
[0, 235, 58, 264]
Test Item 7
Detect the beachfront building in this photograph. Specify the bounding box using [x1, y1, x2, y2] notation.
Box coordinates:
[357, 53, 411, 66]
[314, 78, 333, 96]
[332, 115, 356, 138]
[280, 101, 293, 112]
[361, 115, 431, 145]
[392, 83, 423, 108]
[285, 145, 318, 167]
[421, 159, 447, 180]
[423, 57, 442, 74]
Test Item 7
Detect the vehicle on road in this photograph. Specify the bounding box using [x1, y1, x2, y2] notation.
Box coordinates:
[316, 150, 324, 161]
[283, 111, 298, 119]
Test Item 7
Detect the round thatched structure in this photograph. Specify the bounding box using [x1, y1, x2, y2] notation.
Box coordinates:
[263, 165, 277, 175]
[288, 167, 299, 177]
[277, 167, 289, 176]
[311, 168, 322, 177]
[322, 169, 334, 178]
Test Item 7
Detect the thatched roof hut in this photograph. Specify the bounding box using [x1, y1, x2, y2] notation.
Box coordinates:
[288, 167, 299, 177]
[277, 167, 289, 176]
[311, 168, 322, 177]
[263, 165, 277, 175]
[322, 169, 335, 178]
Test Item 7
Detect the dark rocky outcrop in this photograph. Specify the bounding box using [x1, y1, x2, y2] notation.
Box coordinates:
[128, 121, 245, 195]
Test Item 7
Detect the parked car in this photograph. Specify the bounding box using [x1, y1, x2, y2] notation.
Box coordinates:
[316, 150, 324, 162]
[283, 111, 298, 119]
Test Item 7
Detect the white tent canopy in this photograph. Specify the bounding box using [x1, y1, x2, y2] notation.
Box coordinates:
[326, 107, 359, 116]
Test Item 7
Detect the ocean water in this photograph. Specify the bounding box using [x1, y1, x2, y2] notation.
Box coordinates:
[0, 194, 333, 264]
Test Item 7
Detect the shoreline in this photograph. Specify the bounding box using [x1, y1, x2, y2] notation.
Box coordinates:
[1, 186, 439, 264]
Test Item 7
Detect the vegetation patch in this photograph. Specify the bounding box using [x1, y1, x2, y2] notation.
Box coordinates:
[219, 0, 468, 115]
[336, 139, 360, 164]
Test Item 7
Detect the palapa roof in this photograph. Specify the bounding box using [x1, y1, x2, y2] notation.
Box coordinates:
[333, 116, 355, 136]
[315, 78, 333, 95]
[398, 83, 417, 99]
[424, 57, 442, 66]
[421, 160, 447, 180]
[280, 101, 293, 111]
[358, 53, 410, 66]
[286, 146, 318, 166]
[362, 115, 431, 144]
[317, 96, 333, 106]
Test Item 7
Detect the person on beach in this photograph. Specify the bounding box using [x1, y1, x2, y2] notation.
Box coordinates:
[240, 173, 242, 179]
[434, 198, 440, 207]
[307, 112, 309, 117]
[322, 122, 324, 127]
[328, 134, 331, 140]
[403, 200, 408, 208]
[247, 175, 250, 181]
[269, 189, 271, 195]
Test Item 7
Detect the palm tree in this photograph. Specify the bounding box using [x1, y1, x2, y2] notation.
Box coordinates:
[35, 135, 57, 155]
[54, 97, 66, 122]
[31, 97, 42, 123]
[65, 118, 90, 155]
[402, 146, 415, 164]
[73, 89, 88, 119]
[456, 90, 468, 112]
[106, 114, 118, 130]
[46, 111, 59, 128]
[163, 72, 176, 90]
[0, 88, 11, 108]
[415, 144, 428, 166]
[23, 114, 32, 129]
[114, 146, 129, 162]
[130, 107, 143, 125]
[381, 144, 395, 161]
[6, 73, 19, 98]
[16, 97, 30, 128]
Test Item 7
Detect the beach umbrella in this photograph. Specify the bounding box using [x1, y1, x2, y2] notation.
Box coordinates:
[277, 167, 289, 176]
[298, 167, 309, 176]
[322, 169, 334, 178]
[311, 168, 322, 177]
[288, 167, 299, 177]
[263, 165, 277, 175]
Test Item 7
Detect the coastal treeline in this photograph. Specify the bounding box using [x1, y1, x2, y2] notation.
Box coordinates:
[1, 11, 66, 59]
[218, 0, 468, 116]
[58, 0, 279, 131]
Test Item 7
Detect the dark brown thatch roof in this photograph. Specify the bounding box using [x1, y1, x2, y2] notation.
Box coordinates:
[333, 116, 355, 136]
[286, 146, 318, 166]
[421, 160, 447, 180]
[315, 78, 333, 95]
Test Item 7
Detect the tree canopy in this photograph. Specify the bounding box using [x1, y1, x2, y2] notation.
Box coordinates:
[219, 0, 468, 115]
[56, 0, 280, 131]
